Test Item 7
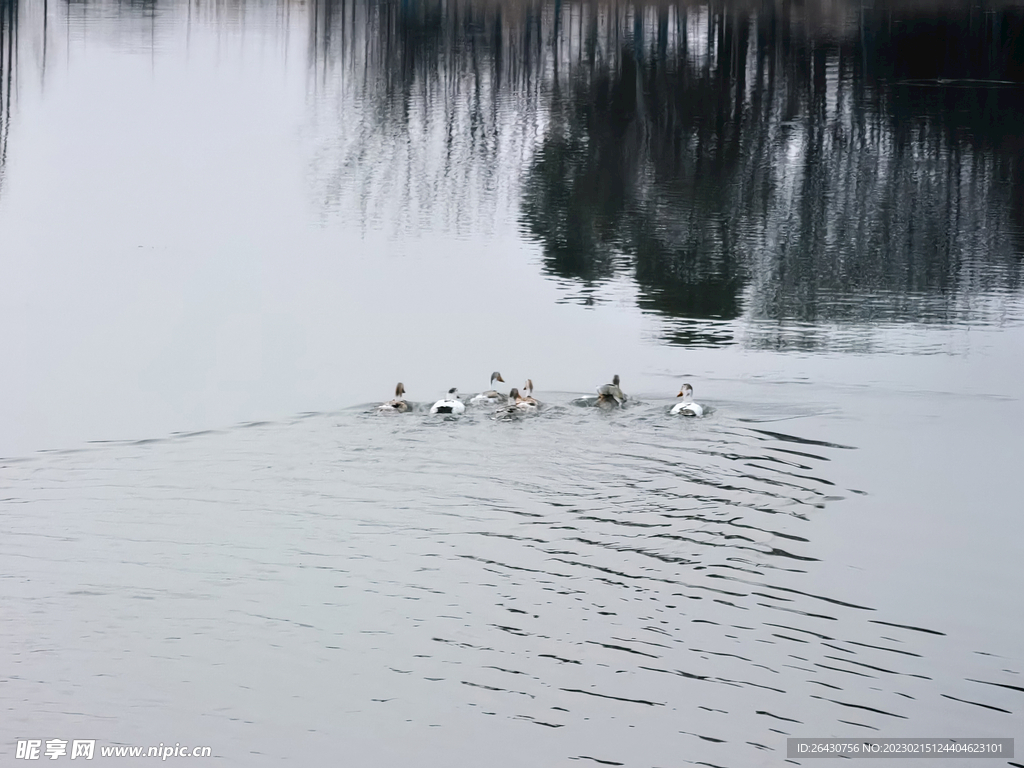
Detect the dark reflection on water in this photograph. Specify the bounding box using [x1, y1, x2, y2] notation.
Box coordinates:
[310, 0, 1024, 345]
[3, 0, 1024, 346]
[0, 0, 16, 197]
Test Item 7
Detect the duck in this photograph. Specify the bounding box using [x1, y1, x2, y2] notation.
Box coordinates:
[493, 388, 534, 420]
[518, 379, 540, 410]
[670, 383, 703, 417]
[430, 387, 466, 415]
[376, 382, 409, 413]
[596, 374, 626, 406]
[469, 372, 507, 405]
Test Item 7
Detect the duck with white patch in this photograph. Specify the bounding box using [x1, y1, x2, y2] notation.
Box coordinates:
[376, 382, 410, 414]
[430, 388, 466, 415]
[596, 374, 627, 406]
[469, 372, 507, 405]
[670, 383, 704, 417]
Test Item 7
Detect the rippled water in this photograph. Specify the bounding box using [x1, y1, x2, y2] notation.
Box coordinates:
[5, 374, 1022, 765]
[1, 0, 1023, 765]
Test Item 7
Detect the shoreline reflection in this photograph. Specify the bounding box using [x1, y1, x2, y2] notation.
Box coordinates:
[0, 0, 16, 197]
[309, 0, 1024, 346]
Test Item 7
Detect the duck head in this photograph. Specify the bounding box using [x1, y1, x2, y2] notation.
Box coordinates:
[395, 382, 406, 398]
[490, 372, 505, 385]
[676, 383, 693, 401]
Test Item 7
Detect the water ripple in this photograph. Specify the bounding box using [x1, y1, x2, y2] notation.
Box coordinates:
[1, 398, 1018, 765]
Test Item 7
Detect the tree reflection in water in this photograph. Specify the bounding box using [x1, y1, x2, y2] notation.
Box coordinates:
[0, 0, 17, 198]
[313, 0, 1024, 345]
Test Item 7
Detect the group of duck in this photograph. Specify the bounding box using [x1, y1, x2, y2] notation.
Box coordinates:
[376, 373, 704, 418]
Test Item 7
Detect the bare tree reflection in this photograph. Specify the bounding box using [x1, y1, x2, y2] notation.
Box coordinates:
[0, 0, 16, 198]
[309, 0, 1024, 346]
[6, 0, 1022, 348]
[308, 0, 550, 237]
[518, 3, 1024, 343]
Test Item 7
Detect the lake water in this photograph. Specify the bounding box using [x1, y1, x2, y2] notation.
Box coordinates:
[1, 0, 1022, 765]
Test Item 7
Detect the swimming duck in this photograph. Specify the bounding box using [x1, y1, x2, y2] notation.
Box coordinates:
[430, 388, 466, 415]
[493, 388, 534, 419]
[670, 383, 703, 417]
[376, 382, 409, 413]
[469, 372, 507, 405]
[596, 374, 626, 406]
[518, 379, 540, 410]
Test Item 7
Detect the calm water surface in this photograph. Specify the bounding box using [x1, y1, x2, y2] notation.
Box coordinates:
[1, 0, 1022, 765]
